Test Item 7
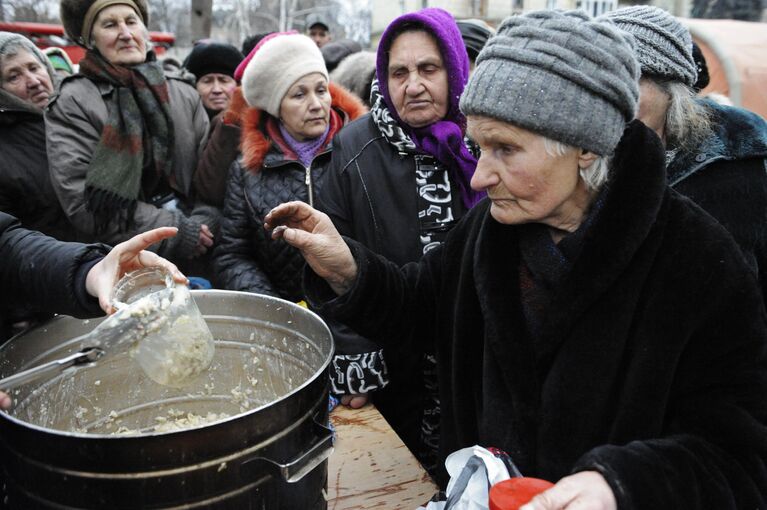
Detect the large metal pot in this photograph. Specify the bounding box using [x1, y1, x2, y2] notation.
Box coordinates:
[0, 290, 334, 509]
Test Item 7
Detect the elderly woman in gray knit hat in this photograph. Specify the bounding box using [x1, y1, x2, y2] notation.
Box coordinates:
[605, 6, 767, 301]
[45, 0, 216, 269]
[265, 9, 767, 509]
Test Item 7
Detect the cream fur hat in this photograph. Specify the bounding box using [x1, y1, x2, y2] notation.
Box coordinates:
[241, 33, 328, 118]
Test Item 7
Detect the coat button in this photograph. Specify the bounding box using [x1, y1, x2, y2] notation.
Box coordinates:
[695, 153, 707, 162]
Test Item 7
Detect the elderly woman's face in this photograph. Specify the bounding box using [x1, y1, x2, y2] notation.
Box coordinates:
[196, 73, 237, 112]
[637, 78, 671, 143]
[279, 72, 332, 142]
[0, 48, 53, 108]
[91, 4, 147, 66]
[387, 30, 449, 129]
[468, 116, 596, 232]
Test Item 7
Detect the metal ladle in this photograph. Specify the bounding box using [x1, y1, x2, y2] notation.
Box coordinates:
[1, 269, 216, 395]
[111, 267, 216, 388]
[0, 302, 167, 392]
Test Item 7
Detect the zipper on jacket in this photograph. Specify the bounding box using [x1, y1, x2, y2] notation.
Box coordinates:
[305, 166, 314, 208]
[304, 147, 332, 207]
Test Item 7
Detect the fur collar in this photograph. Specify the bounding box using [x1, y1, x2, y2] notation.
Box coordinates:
[237, 82, 367, 171]
[474, 120, 668, 376]
[667, 99, 767, 186]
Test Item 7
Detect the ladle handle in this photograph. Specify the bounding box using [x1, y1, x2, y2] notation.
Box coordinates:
[0, 349, 101, 392]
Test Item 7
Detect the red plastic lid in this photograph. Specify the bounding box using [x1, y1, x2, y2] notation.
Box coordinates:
[488, 477, 555, 510]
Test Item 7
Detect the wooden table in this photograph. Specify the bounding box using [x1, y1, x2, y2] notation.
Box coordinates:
[327, 404, 440, 509]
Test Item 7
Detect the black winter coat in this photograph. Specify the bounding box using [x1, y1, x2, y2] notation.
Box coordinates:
[307, 121, 767, 507]
[318, 112, 469, 458]
[320, 113, 466, 266]
[668, 99, 767, 299]
[214, 85, 366, 299]
[0, 212, 106, 342]
[0, 90, 79, 242]
[215, 145, 333, 299]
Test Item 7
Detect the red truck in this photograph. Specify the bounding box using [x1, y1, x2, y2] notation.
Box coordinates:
[0, 21, 175, 64]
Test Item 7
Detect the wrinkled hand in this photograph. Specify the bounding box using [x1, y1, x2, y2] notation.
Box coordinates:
[265, 201, 357, 295]
[520, 472, 616, 510]
[85, 227, 188, 313]
[340, 394, 370, 409]
[194, 224, 215, 257]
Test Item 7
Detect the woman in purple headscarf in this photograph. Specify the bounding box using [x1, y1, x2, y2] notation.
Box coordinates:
[317, 8, 482, 475]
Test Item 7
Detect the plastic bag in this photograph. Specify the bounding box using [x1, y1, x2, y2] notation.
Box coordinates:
[418, 445, 517, 510]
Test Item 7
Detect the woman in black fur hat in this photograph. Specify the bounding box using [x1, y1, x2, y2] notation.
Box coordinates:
[45, 0, 217, 269]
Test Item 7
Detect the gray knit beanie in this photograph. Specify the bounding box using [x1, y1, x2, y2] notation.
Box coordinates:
[460, 10, 640, 156]
[604, 6, 697, 87]
[0, 32, 56, 86]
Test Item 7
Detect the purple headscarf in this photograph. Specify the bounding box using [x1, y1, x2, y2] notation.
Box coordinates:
[376, 8, 484, 209]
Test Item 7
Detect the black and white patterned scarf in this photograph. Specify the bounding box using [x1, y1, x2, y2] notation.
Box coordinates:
[369, 79, 417, 154]
[370, 78, 457, 477]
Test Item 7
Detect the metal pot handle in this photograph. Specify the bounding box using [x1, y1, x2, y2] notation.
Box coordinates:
[244, 420, 334, 483]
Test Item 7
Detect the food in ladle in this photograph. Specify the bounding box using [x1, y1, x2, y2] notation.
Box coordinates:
[128, 284, 215, 387]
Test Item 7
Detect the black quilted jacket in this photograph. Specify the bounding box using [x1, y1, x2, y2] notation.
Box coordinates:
[213, 145, 333, 300]
[213, 85, 366, 299]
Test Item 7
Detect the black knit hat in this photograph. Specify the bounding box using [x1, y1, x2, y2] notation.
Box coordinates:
[184, 42, 244, 82]
[60, 0, 148, 46]
[241, 32, 274, 57]
[321, 39, 361, 72]
[691, 41, 710, 92]
[457, 19, 493, 62]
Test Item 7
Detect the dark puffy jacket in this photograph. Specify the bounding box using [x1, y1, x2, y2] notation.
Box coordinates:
[214, 84, 366, 298]
[668, 99, 767, 299]
[0, 212, 106, 341]
[320, 114, 467, 265]
[0, 90, 79, 242]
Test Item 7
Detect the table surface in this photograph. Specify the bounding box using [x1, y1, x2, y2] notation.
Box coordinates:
[327, 404, 440, 510]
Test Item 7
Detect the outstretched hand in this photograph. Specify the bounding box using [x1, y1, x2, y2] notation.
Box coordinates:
[85, 227, 188, 314]
[520, 471, 616, 510]
[1, 228, 187, 410]
[265, 201, 358, 295]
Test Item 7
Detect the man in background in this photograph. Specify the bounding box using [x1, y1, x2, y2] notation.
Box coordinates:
[306, 14, 332, 48]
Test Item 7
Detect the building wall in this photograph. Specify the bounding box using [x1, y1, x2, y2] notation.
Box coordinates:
[373, 0, 611, 42]
[373, 0, 684, 48]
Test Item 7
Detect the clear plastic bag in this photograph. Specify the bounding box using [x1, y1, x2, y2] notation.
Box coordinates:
[418, 446, 514, 510]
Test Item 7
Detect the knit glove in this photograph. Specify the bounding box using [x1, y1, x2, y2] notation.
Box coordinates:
[189, 204, 222, 237]
[167, 205, 221, 260]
